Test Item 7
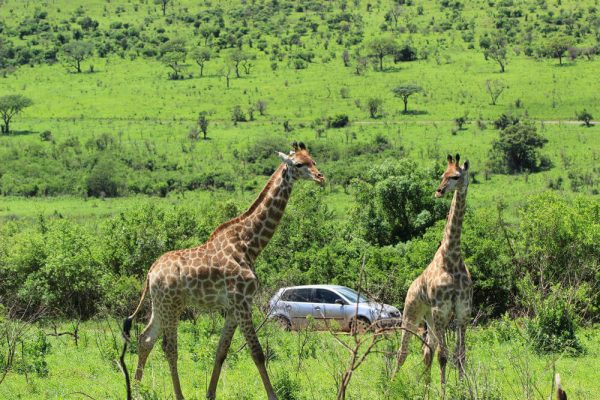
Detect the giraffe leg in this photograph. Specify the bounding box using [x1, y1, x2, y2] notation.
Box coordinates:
[455, 320, 468, 379]
[162, 320, 184, 400]
[134, 311, 162, 381]
[422, 311, 438, 386]
[431, 309, 449, 395]
[395, 292, 426, 375]
[235, 303, 277, 400]
[207, 314, 238, 400]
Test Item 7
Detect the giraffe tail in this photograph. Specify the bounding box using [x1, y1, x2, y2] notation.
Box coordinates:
[119, 275, 150, 400]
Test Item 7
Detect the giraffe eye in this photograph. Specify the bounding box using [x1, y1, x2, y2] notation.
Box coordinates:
[450, 176, 460, 180]
[295, 163, 304, 168]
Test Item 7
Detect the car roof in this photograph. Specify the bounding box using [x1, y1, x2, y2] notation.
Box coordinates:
[279, 284, 350, 291]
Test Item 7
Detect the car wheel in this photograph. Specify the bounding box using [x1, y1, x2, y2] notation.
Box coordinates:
[274, 315, 291, 331]
[351, 317, 371, 334]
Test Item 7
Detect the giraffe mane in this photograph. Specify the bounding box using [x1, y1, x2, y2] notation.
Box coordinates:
[208, 163, 286, 240]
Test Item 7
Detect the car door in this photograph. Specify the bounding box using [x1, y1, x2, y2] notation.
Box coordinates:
[313, 289, 347, 329]
[286, 288, 314, 329]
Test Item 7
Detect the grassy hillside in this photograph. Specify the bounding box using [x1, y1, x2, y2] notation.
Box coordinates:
[1, 1, 599, 399]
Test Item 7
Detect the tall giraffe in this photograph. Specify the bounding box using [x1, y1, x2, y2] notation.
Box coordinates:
[395, 154, 472, 389]
[120, 142, 325, 400]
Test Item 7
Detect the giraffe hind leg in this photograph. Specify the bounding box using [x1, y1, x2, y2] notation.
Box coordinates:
[395, 297, 426, 374]
[134, 311, 161, 382]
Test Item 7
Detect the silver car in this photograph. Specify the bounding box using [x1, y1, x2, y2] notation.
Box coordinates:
[268, 284, 401, 332]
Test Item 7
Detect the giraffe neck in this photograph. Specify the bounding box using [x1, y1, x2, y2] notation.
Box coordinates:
[241, 164, 294, 264]
[439, 187, 467, 267]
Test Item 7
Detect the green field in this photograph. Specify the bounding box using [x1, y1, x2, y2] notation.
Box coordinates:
[1, 0, 599, 399]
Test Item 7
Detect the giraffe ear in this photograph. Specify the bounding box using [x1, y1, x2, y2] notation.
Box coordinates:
[447, 154, 453, 164]
[463, 160, 469, 171]
[277, 151, 294, 165]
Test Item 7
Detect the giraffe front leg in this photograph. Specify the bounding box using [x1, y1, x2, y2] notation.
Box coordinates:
[207, 314, 238, 400]
[162, 321, 184, 400]
[431, 308, 449, 397]
[422, 311, 438, 386]
[235, 302, 277, 400]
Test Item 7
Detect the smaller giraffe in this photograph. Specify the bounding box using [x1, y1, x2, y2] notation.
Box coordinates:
[395, 154, 473, 390]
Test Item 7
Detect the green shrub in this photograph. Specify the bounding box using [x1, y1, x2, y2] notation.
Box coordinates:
[525, 285, 583, 355]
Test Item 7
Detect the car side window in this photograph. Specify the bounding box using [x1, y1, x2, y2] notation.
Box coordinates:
[284, 288, 312, 302]
[313, 289, 343, 304]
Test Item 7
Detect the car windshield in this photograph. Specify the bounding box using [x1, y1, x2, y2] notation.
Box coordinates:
[335, 287, 368, 303]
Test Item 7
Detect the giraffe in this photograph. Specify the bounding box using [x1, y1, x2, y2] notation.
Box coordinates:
[119, 142, 325, 400]
[394, 154, 473, 390]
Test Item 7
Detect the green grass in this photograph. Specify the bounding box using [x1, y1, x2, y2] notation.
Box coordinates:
[1, 319, 598, 399]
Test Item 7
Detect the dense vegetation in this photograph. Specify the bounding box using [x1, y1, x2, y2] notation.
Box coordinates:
[0, 0, 599, 398]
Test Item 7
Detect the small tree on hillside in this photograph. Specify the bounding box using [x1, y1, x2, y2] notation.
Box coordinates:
[0, 95, 33, 134]
[483, 34, 508, 72]
[155, 0, 170, 16]
[577, 109, 593, 127]
[367, 97, 383, 118]
[392, 83, 423, 113]
[190, 47, 211, 77]
[486, 79, 506, 105]
[226, 48, 251, 78]
[490, 122, 548, 173]
[198, 112, 209, 139]
[61, 41, 93, 73]
[367, 37, 398, 71]
[218, 64, 232, 88]
[540, 35, 574, 65]
[159, 38, 187, 79]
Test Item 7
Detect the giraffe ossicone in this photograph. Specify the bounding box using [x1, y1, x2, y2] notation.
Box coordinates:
[394, 153, 473, 392]
[120, 142, 324, 400]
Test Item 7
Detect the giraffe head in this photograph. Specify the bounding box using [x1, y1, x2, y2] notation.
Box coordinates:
[435, 153, 469, 198]
[277, 141, 325, 185]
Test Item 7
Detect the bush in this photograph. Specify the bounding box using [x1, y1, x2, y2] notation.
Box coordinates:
[493, 113, 520, 130]
[367, 97, 383, 118]
[231, 105, 246, 124]
[489, 122, 548, 173]
[328, 114, 350, 128]
[577, 109, 593, 127]
[87, 156, 126, 197]
[524, 285, 583, 355]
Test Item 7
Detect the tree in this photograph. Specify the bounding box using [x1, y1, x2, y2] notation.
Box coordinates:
[0, 95, 32, 134]
[255, 99, 267, 116]
[190, 47, 211, 77]
[392, 84, 423, 113]
[159, 38, 187, 79]
[197, 112, 209, 139]
[483, 34, 508, 72]
[366, 37, 397, 71]
[576, 109, 593, 127]
[61, 41, 93, 73]
[226, 48, 250, 78]
[541, 35, 574, 65]
[485, 79, 506, 105]
[155, 0, 170, 16]
[350, 159, 450, 245]
[367, 97, 383, 118]
[218, 64, 232, 88]
[490, 122, 549, 173]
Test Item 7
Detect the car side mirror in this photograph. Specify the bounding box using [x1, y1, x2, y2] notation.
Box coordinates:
[335, 299, 345, 306]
